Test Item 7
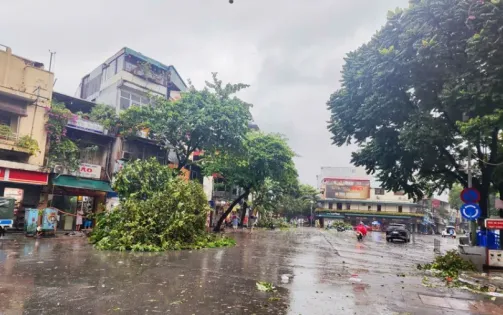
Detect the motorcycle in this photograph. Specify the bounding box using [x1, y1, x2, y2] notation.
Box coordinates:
[356, 231, 364, 242]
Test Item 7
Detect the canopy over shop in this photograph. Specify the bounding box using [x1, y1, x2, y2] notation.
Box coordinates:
[49, 175, 114, 230]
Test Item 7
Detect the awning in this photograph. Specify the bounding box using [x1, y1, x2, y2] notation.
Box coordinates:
[52, 175, 114, 192]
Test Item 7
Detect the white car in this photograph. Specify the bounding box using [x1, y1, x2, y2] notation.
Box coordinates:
[441, 226, 456, 238]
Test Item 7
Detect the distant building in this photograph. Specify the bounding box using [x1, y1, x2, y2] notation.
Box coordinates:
[315, 167, 423, 230]
[0, 45, 54, 225]
[77, 47, 187, 114]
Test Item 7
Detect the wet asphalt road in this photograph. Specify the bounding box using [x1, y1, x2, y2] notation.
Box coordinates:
[1, 228, 502, 315]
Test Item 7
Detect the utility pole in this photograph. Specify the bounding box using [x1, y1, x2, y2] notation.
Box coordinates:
[464, 112, 477, 246]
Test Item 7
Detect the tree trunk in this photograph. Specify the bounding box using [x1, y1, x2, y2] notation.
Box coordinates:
[213, 189, 250, 232]
[239, 192, 250, 228]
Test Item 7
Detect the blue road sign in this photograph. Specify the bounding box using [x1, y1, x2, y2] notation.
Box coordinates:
[460, 203, 481, 220]
[460, 188, 480, 203]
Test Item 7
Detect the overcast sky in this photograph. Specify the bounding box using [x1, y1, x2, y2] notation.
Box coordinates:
[1, 0, 408, 186]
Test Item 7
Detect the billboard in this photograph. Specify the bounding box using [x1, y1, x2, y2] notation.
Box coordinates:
[323, 178, 370, 199]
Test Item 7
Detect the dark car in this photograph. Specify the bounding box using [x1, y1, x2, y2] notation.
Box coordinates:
[386, 224, 410, 243]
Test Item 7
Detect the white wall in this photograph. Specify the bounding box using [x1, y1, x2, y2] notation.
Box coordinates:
[203, 176, 213, 202]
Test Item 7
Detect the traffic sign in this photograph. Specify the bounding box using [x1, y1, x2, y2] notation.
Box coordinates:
[460, 188, 480, 203]
[485, 219, 503, 229]
[460, 203, 481, 220]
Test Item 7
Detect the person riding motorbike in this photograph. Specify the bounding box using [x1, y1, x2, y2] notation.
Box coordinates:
[356, 222, 367, 241]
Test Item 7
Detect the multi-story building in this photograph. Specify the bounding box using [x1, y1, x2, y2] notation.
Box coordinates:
[78, 47, 187, 112]
[0, 45, 54, 226]
[77, 47, 188, 178]
[315, 167, 424, 230]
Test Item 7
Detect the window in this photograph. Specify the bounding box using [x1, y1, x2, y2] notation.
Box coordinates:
[0, 114, 11, 127]
[328, 202, 333, 210]
[377, 205, 382, 212]
[398, 206, 403, 213]
[119, 90, 150, 110]
[346, 203, 350, 210]
[394, 191, 405, 196]
[367, 205, 371, 211]
[374, 188, 385, 195]
[336, 203, 342, 210]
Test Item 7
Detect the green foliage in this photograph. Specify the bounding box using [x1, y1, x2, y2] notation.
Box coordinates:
[0, 125, 13, 138]
[91, 175, 234, 251]
[256, 281, 276, 292]
[255, 216, 290, 229]
[88, 104, 118, 130]
[45, 101, 80, 171]
[418, 250, 476, 279]
[203, 132, 298, 231]
[448, 184, 463, 210]
[112, 158, 178, 200]
[15, 136, 40, 155]
[327, 0, 503, 219]
[120, 73, 252, 169]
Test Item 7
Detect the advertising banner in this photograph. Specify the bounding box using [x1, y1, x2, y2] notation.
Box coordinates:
[323, 178, 370, 199]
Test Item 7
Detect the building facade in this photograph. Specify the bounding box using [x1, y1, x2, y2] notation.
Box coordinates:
[78, 47, 187, 113]
[0, 46, 54, 227]
[315, 167, 423, 230]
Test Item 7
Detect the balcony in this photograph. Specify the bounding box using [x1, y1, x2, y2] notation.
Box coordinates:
[0, 130, 35, 155]
[67, 116, 110, 135]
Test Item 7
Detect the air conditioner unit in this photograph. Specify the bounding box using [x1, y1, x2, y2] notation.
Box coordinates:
[120, 151, 133, 161]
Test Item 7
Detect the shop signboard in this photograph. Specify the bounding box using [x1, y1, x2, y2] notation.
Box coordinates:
[3, 188, 24, 206]
[72, 163, 101, 179]
[485, 219, 503, 230]
[323, 178, 370, 199]
[67, 117, 105, 134]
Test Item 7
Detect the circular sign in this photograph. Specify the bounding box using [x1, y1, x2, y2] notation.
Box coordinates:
[460, 188, 480, 203]
[460, 203, 481, 220]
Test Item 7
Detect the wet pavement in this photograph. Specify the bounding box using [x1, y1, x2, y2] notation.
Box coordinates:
[1, 228, 502, 315]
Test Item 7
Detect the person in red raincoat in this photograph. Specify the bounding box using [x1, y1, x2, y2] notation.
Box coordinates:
[356, 222, 368, 237]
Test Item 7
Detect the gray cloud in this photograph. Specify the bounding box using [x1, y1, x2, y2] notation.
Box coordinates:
[1, 0, 408, 186]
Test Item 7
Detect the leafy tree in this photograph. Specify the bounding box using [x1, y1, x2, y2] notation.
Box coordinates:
[88, 104, 119, 130]
[92, 160, 235, 251]
[448, 184, 463, 211]
[327, 0, 503, 224]
[112, 158, 177, 200]
[204, 132, 298, 231]
[45, 101, 80, 172]
[119, 73, 252, 170]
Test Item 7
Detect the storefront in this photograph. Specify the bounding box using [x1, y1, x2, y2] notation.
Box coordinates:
[0, 167, 49, 229]
[49, 175, 113, 231]
[316, 210, 423, 231]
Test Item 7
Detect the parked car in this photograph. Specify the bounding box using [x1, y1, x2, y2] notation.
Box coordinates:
[386, 223, 410, 243]
[441, 226, 456, 238]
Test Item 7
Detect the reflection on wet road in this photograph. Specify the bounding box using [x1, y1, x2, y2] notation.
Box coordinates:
[1, 229, 502, 314]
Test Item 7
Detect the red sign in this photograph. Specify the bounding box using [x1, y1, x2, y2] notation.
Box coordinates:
[485, 219, 503, 230]
[460, 188, 480, 203]
[0, 167, 49, 185]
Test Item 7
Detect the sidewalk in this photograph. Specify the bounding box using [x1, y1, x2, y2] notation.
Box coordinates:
[459, 271, 503, 293]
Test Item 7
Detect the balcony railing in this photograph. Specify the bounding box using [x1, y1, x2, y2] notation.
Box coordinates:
[67, 117, 108, 135]
[0, 131, 19, 144]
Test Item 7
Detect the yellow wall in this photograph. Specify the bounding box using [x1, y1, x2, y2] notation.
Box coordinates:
[0, 47, 53, 166]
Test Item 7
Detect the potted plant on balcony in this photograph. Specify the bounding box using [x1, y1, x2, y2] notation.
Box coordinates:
[0, 125, 13, 140]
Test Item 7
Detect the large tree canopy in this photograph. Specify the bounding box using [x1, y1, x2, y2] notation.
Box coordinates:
[327, 0, 503, 220]
[203, 132, 298, 231]
[120, 73, 252, 170]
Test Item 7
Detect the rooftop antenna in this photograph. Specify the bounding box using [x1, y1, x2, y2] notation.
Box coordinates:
[48, 50, 56, 72]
